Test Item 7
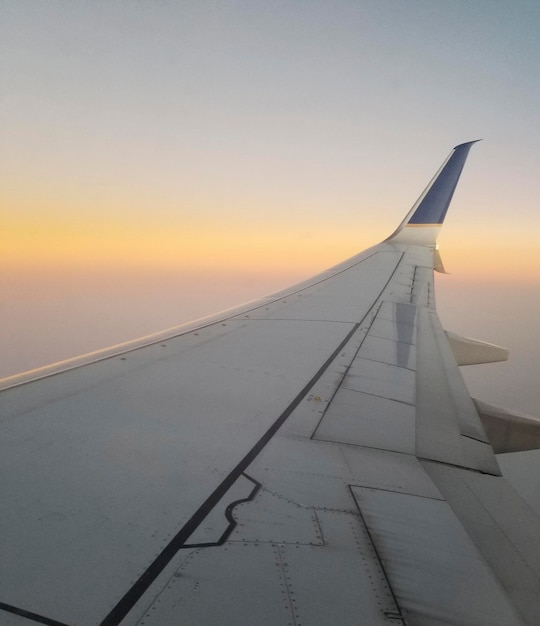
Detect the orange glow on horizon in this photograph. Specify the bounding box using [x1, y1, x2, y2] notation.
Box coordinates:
[3, 214, 539, 283]
[3, 184, 539, 282]
[2, 202, 379, 274]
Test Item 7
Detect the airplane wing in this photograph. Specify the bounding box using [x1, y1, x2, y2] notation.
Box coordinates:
[2, 142, 540, 626]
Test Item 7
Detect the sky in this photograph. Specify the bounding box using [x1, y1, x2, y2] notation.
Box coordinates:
[1, 1, 539, 509]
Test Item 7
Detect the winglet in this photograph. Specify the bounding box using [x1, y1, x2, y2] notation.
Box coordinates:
[387, 140, 480, 246]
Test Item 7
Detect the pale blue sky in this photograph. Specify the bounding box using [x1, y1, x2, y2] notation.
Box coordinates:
[3, 0, 540, 228]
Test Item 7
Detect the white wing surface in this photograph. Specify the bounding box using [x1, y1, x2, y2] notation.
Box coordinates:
[1, 143, 539, 626]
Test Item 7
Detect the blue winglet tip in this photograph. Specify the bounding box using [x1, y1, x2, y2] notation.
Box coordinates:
[454, 139, 482, 150]
[406, 140, 480, 226]
[385, 140, 481, 242]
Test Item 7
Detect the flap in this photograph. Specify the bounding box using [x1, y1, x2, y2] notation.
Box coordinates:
[446, 331, 508, 365]
[473, 398, 540, 453]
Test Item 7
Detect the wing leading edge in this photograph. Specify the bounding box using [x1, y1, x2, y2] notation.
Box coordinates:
[1, 143, 539, 626]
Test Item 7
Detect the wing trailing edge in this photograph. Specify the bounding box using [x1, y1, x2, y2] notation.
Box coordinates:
[387, 140, 480, 246]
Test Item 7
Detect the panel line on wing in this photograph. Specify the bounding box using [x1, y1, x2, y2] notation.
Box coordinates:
[347, 486, 407, 625]
[348, 483, 445, 502]
[339, 387, 415, 407]
[0, 601, 70, 626]
[232, 318, 355, 324]
[182, 473, 261, 549]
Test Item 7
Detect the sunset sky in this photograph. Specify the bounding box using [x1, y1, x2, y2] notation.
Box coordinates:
[1, 2, 539, 504]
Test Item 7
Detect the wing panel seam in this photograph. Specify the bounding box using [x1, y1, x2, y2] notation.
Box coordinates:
[0, 602, 70, 626]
